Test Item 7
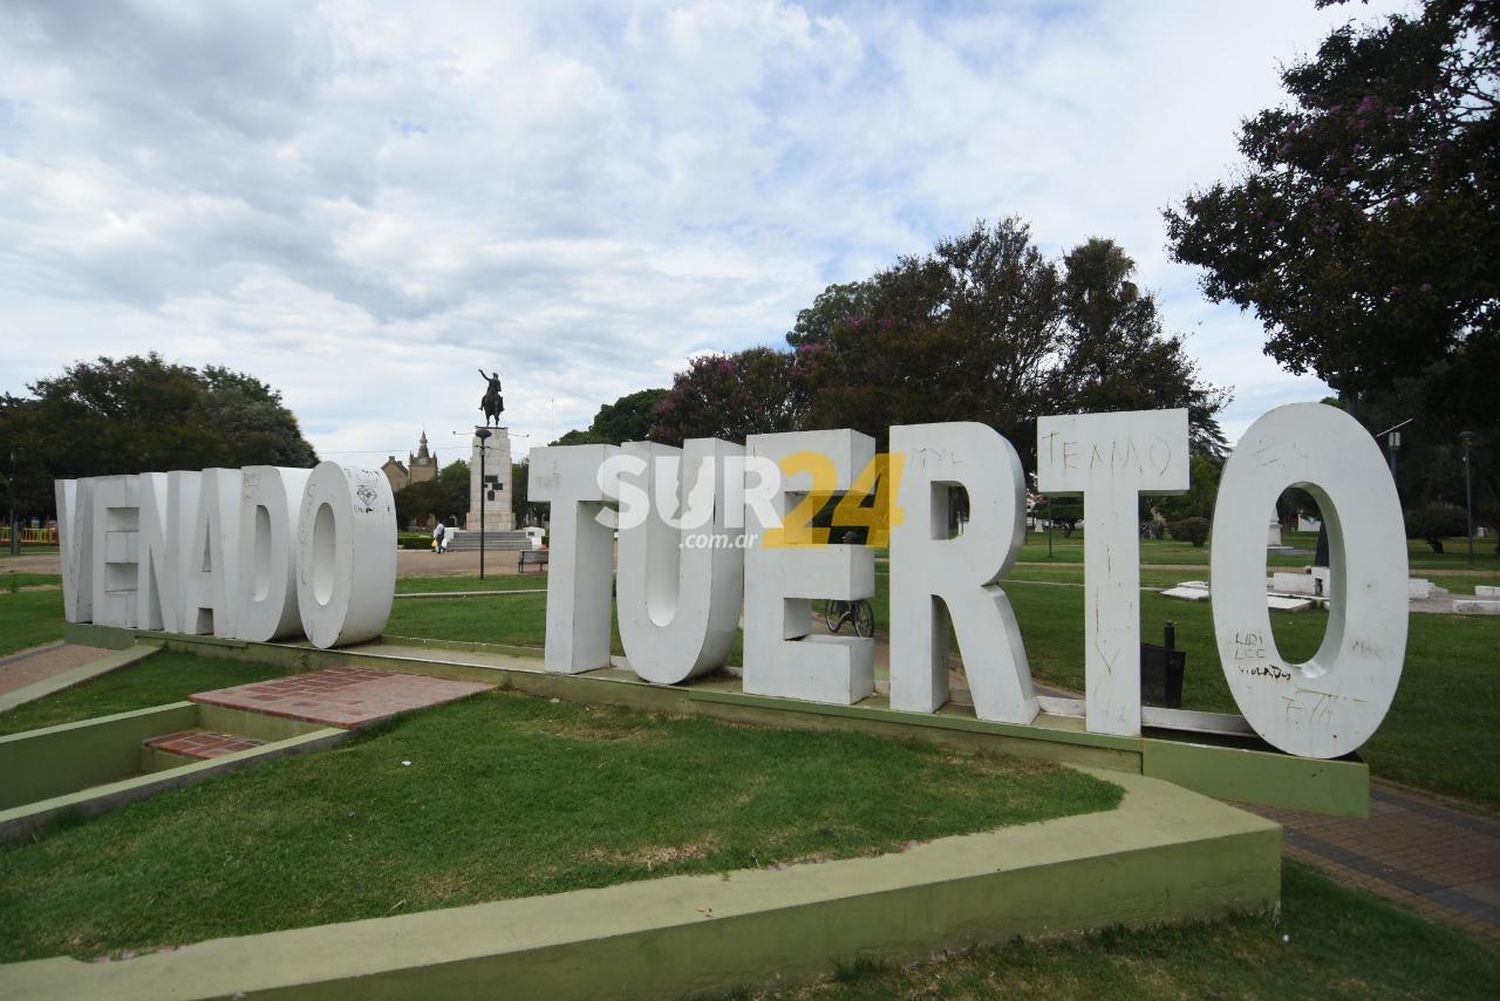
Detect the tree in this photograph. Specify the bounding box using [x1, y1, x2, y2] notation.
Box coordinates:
[0, 354, 317, 518]
[787, 222, 1226, 457]
[649, 348, 806, 446]
[785, 280, 880, 348]
[1165, 0, 1498, 527]
[510, 460, 546, 527]
[549, 429, 610, 446]
[547, 388, 669, 447]
[1054, 239, 1230, 456]
[395, 459, 469, 528]
[792, 219, 1063, 453]
[590, 389, 668, 444]
[1166, 0, 1497, 396]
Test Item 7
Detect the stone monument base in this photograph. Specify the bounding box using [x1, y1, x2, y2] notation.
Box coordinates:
[467, 428, 514, 532]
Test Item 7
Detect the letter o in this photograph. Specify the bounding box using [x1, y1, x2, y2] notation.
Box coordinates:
[1210, 403, 1407, 758]
[296, 462, 397, 649]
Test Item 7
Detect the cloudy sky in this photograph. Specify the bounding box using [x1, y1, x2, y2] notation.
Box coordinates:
[0, 0, 1405, 468]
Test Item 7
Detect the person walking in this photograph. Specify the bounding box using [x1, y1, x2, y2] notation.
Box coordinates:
[433, 521, 446, 554]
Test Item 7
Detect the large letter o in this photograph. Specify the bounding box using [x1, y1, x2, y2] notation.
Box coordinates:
[296, 462, 397, 649]
[1211, 403, 1407, 758]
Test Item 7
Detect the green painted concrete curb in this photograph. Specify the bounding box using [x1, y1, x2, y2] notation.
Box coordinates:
[0, 719, 350, 843]
[68, 629, 1369, 817]
[1143, 736, 1370, 818]
[0, 644, 161, 714]
[0, 702, 198, 809]
[0, 769, 1281, 1000]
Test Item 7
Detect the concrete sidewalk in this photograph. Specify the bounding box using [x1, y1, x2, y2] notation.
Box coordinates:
[0, 643, 114, 698]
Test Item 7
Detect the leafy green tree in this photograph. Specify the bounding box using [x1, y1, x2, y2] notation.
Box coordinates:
[1165, 0, 1497, 398]
[785, 280, 879, 348]
[510, 460, 546, 526]
[786, 222, 1226, 458]
[1157, 453, 1224, 522]
[650, 348, 806, 446]
[590, 389, 668, 444]
[547, 389, 670, 447]
[549, 428, 610, 446]
[793, 218, 1064, 453]
[0, 354, 316, 518]
[1165, 0, 1497, 530]
[1054, 239, 1229, 456]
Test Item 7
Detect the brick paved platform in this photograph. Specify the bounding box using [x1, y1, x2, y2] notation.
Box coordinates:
[144, 729, 263, 759]
[1253, 783, 1500, 947]
[190, 666, 493, 729]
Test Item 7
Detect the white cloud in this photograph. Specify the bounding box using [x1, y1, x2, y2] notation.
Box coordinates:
[0, 0, 1408, 461]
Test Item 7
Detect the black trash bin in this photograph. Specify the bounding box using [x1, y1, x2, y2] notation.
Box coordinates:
[1140, 621, 1186, 709]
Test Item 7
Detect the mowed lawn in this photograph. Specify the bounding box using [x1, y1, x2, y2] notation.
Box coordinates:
[388, 550, 1500, 808]
[0, 685, 1119, 962]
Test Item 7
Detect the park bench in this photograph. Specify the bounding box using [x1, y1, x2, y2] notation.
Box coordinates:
[519, 548, 549, 573]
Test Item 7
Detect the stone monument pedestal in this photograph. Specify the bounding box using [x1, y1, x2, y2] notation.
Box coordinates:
[467, 428, 514, 532]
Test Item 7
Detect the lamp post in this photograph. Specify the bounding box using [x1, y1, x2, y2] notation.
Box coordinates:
[1459, 431, 1476, 564]
[475, 427, 492, 580]
[7, 449, 17, 556]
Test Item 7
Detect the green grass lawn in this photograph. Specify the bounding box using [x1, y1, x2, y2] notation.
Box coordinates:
[385, 561, 1500, 807]
[1018, 529, 1500, 575]
[0, 587, 64, 656]
[0, 687, 1119, 962]
[996, 572, 1500, 807]
[0, 651, 289, 737]
[741, 861, 1500, 999]
[395, 574, 549, 594]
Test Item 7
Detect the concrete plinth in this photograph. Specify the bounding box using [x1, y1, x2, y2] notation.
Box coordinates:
[467, 429, 514, 533]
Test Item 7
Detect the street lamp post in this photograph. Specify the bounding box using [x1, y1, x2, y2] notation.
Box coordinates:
[1387, 430, 1401, 497]
[7, 449, 17, 557]
[475, 427, 492, 580]
[1459, 431, 1476, 564]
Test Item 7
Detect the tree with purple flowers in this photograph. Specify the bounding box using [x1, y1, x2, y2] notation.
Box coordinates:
[1165, 0, 1498, 532]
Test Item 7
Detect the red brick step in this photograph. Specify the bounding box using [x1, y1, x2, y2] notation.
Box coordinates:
[143, 729, 263, 760]
[189, 665, 494, 729]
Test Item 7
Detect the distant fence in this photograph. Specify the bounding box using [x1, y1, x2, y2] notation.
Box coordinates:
[0, 527, 58, 545]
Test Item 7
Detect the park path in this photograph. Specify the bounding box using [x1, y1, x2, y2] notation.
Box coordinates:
[0, 643, 113, 698]
[1253, 785, 1500, 948]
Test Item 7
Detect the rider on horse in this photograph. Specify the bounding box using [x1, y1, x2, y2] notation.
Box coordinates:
[478, 369, 504, 426]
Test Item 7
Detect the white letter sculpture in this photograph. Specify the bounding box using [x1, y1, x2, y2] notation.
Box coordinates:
[531, 444, 619, 674]
[743, 430, 875, 705]
[1037, 409, 1189, 736]
[181, 468, 241, 637]
[889, 422, 1037, 722]
[89, 475, 141, 628]
[1211, 403, 1407, 758]
[238, 466, 313, 642]
[615, 440, 745, 684]
[55, 478, 94, 625]
[295, 461, 396, 648]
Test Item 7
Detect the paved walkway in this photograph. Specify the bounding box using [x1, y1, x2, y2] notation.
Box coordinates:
[0, 642, 114, 697]
[1254, 784, 1500, 947]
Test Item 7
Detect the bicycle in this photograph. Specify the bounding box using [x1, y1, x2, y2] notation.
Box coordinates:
[822, 598, 875, 639]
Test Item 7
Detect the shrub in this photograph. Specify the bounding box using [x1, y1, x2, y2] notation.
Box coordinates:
[1403, 506, 1467, 553]
[1168, 516, 1211, 547]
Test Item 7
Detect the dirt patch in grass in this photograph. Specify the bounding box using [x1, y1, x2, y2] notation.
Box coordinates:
[520, 704, 667, 741]
[583, 837, 718, 871]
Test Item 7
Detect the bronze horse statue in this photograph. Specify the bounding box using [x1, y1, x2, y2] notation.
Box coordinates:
[478, 369, 504, 426]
